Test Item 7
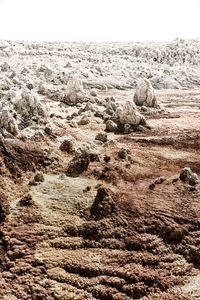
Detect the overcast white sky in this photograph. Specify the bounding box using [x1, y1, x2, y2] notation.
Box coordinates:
[0, 0, 199, 42]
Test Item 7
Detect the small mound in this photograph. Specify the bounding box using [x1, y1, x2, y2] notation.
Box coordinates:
[90, 186, 115, 220]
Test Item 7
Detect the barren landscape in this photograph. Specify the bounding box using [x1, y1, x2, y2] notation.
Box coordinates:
[0, 39, 200, 299]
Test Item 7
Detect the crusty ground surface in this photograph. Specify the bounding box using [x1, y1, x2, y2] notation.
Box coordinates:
[0, 89, 200, 299]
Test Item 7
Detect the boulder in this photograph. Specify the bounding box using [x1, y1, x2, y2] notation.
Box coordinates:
[90, 89, 97, 97]
[12, 89, 47, 129]
[90, 186, 115, 219]
[95, 132, 108, 143]
[78, 116, 90, 125]
[189, 173, 199, 186]
[66, 146, 90, 177]
[59, 138, 75, 154]
[0, 109, 19, 136]
[105, 120, 118, 132]
[62, 78, 85, 105]
[180, 167, 193, 182]
[151, 75, 181, 89]
[113, 100, 149, 131]
[133, 79, 158, 108]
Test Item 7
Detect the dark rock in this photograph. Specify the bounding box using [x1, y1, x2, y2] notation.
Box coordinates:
[71, 112, 78, 118]
[83, 186, 91, 193]
[104, 155, 111, 163]
[44, 126, 52, 135]
[149, 183, 155, 190]
[59, 139, 75, 154]
[66, 147, 90, 177]
[0, 192, 9, 223]
[155, 177, 165, 184]
[95, 132, 107, 143]
[102, 113, 110, 122]
[34, 172, 45, 183]
[172, 178, 179, 184]
[94, 111, 104, 119]
[90, 186, 115, 219]
[19, 194, 34, 206]
[180, 167, 192, 182]
[90, 151, 100, 162]
[78, 116, 90, 125]
[26, 83, 34, 90]
[188, 186, 197, 192]
[118, 148, 129, 159]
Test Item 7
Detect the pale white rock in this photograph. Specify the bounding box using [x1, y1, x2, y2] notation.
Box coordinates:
[151, 75, 181, 89]
[13, 89, 46, 119]
[62, 77, 86, 105]
[133, 79, 158, 108]
[1, 62, 10, 72]
[0, 41, 9, 49]
[90, 89, 97, 97]
[0, 109, 18, 136]
[2, 38, 200, 100]
[114, 100, 147, 126]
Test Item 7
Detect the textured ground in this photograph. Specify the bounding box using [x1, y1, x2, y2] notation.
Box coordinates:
[1, 38, 200, 93]
[0, 88, 199, 299]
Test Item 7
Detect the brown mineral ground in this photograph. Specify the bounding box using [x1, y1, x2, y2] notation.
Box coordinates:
[0, 87, 199, 300]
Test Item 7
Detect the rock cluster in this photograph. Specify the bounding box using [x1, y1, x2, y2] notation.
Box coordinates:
[0, 88, 47, 136]
[1, 38, 200, 95]
[180, 167, 198, 186]
[14, 89, 46, 118]
[1, 39, 199, 300]
[105, 100, 150, 133]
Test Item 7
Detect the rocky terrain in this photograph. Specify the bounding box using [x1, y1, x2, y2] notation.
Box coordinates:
[0, 39, 200, 299]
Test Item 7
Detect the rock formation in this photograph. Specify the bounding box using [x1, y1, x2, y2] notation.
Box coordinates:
[66, 146, 90, 177]
[14, 89, 46, 119]
[111, 100, 150, 133]
[0, 109, 18, 136]
[133, 79, 158, 108]
[180, 167, 199, 186]
[90, 186, 115, 220]
[62, 77, 86, 105]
